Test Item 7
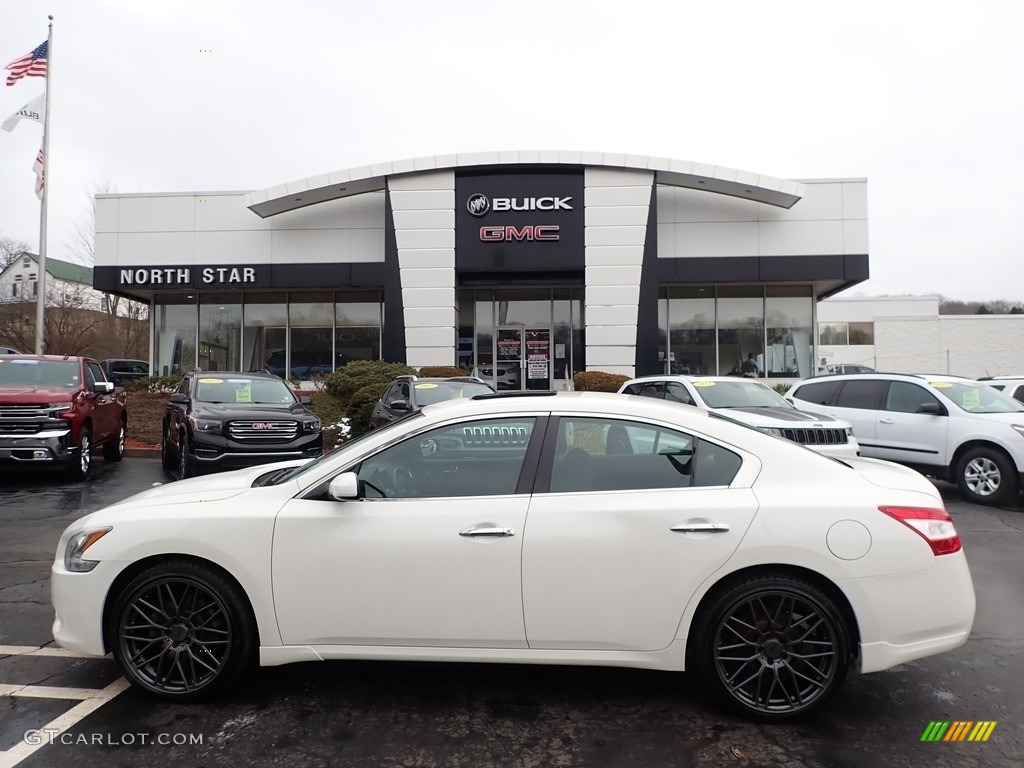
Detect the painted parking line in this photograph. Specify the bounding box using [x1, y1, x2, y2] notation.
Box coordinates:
[0, 645, 103, 659]
[0, 647, 128, 768]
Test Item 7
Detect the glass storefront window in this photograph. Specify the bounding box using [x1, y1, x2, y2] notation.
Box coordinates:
[458, 289, 475, 371]
[849, 322, 874, 344]
[819, 322, 849, 345]
[335, 291, 382, 364]
[765, 286, 813, 378]
[290, 292, 334, 380]
[718, 287, 764, 377]
[243, 293, 287, 374]
[198, 295, 241, 371]
[667, 287, 716, 375]
[154, 295, 197, 377]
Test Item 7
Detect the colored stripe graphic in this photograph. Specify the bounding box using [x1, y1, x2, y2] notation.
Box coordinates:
[921, 720, 996, 742]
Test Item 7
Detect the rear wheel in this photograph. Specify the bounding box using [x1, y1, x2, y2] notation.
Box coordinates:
[957, 447, 1017, 506]
[109, 560, 256, 700]
[160, 426, 173, 470]
[691, 575, 850, 721]
[103, 418, 126, 462]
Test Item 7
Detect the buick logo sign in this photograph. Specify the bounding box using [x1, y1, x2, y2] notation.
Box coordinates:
[467, 193, 490, 217]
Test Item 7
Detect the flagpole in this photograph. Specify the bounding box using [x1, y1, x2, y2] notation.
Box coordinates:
[34, 15, 53, 354]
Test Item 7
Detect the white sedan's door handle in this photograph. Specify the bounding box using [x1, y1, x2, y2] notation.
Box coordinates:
[879, 417, 895, 424]
[670, 523, 730, 534]
[459, 525, 515, 537]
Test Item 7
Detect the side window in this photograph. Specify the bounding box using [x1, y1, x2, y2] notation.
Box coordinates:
[549, 417, 738, 493]
[84, 365, 96, 387]
[792, 380, 842, 405]
[356, 417, 536, 499]
[834, 380, 887, 410]
[177, 376, 191, 395]
[885, 381, 940, 414]
[1013, 385, 1024, 404]
[665, 382, 694, 406]
[87, 362, 107, 384]
[381, 384, 398, 404]
[621, 383, 645, 395]
[636, 382, 664, 399]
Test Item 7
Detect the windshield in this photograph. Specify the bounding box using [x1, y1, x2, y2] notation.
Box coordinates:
[0, 359, 80, 388]
[931, 381, 1024, 413]
[195, 376, 296, 405]
[268, 413, 424, 485]
[415, 381, 494, 405]
[692, 380, 792, 409]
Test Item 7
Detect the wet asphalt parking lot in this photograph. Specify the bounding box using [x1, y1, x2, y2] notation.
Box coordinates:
[0, 457, 1022, 768]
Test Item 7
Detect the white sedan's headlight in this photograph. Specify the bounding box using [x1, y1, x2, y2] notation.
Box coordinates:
[64, 528, 111, 572]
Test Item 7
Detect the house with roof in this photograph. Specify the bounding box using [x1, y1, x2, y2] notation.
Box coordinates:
[0, 252, 104, 311]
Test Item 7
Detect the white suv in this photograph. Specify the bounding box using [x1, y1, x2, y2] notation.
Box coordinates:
[618, 376, 860, 459]
[979, 376, 1024, 404]
[787, 373, 1024, 506]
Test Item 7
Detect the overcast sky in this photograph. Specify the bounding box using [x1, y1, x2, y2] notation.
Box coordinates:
[2, 0, 1022, 301]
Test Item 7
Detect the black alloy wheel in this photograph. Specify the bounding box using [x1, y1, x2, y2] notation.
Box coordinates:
[110, 561, 255, 700]
[179, 433, 193, 479]
[68, 426, 92, 481]
[160, 426, 173, 470]
[693, 575, 849, 720]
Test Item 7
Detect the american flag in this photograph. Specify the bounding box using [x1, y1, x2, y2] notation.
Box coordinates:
[5, 41, 48, 86]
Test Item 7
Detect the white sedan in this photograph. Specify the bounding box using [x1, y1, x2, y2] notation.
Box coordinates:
[51, 391, 975, 720]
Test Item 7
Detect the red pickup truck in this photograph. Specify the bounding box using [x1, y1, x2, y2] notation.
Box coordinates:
[0, 355, 128, 480]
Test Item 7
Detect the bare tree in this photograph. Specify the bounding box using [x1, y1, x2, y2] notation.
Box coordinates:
[0, 281, 107, 355]
[0, 236, 30, 271]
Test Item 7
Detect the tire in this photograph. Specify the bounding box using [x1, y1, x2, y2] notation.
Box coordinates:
[103, 418, 126, 462]
[691, 575, 850, 721]
[957, 447, 1018, 506]
[108, 560, 256, 701]
[67, 426, 92, 481]
[179, 432, 194, 480]
[160, 426, 173, 471]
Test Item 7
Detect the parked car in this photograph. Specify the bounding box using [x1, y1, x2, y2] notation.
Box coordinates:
[786, 372, 1024, 505]
[161, 370, 322, 478]
[370, 375, 495, 427]
[817, 362, 876, 375]
[618, 375, 860, 459]
[0, 355, 127, 479]
[101, 358, 150, 387]
[0, 345, 23, 355]
[53, 390, 974, 720]
[477, 364, 520, 390]
[978, 375, 1024, 404]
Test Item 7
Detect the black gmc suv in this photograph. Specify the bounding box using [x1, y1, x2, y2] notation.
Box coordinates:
[162, 370, 322, 478]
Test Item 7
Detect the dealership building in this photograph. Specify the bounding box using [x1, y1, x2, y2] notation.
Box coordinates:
[93, 151, 869, 388]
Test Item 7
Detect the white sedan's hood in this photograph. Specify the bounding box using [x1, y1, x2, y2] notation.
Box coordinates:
[107, 459, 311, 509]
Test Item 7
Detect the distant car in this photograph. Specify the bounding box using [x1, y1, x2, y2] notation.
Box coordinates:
[786, 372, 1024, 505]
[978, 376, 1024, 404]
[101, 358, 150, 387]
[618, 375, 860, 459]
[478, 365, 520, 390]
[370, 376, 495, 427]
[52, 390, 975, 720]
[161, 370, 322, 478]
[0, 346, 23, 355]
[818, 363, 876, 375]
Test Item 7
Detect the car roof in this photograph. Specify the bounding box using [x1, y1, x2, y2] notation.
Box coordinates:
[419, 390, 714, 420]
[624, 375, 772, 385]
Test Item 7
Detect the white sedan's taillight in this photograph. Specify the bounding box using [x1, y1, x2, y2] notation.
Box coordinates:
[879, 506, 961, 555]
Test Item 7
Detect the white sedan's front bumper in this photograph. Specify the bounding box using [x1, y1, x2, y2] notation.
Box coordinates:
[51, 560, 120, 657]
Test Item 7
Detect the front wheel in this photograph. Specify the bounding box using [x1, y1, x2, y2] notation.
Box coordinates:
[108, 560, 256, 700]
[67, 426, 92, 481]
[957, 447, 1018, 506]
[179, 433, 194, 480]
[691, 575, 850, 721]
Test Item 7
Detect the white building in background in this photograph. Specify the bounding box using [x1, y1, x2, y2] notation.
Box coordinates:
[818, 295, 1024, 378]
[0, 253, 104, 310]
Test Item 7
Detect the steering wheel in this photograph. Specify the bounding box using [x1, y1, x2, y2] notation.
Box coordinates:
[390, 466, 416, 497]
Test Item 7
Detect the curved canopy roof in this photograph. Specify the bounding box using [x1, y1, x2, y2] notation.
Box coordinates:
[244, 151, 805, 218]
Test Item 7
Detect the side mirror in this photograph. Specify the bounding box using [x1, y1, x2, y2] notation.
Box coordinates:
[92, 381, 115, 394]
[328, 472, 360, 501]
[299, 395, 312, 405]
[169, 392, 190, 404]
[916, 402, 945, 415]
[388, 399, 410, 412]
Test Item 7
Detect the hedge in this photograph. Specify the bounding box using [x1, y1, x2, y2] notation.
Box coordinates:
[323, 360, 416, 403]
[572, 371, 630, 392]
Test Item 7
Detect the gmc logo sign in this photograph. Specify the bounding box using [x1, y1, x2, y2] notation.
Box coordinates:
[480, 225, 560, 242]
[252, 422, 274, 430]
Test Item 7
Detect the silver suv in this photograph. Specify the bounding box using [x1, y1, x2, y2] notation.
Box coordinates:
[786, 373, 1024, 505]
[618, 376, 859, 459]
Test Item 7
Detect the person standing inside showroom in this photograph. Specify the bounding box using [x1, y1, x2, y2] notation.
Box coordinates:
[741, 353, 760, 378]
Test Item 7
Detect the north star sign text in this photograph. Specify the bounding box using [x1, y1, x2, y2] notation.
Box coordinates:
[119, 267, 257, 286]
[480, 225, 560, 242]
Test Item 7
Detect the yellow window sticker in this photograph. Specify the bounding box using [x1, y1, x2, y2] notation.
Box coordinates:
[930, 382, 953, 388]
[961, 390, 980, 409]
[235, 384, 252, 403]
[415, 383, 439, 389]
[199, 378, 224, 384]
[693, 381, 716, 387]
